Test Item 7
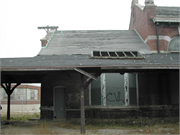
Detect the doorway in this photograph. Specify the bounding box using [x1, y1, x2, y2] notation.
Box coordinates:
[53, 86, 66, 119]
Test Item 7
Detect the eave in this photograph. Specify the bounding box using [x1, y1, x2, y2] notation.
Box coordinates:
[153, 16, 180, 23]
[1, 64, 179, 72]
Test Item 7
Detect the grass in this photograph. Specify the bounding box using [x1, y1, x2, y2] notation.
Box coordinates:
[85, 116, 179, 128]
[1, 112, 179, 134]
[1, 112, 40, 121]
[31, 121, 62, 134]
[55, 117, 179, 134]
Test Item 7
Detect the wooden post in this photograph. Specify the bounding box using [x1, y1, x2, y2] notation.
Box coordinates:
[80, 74, 85, 134]
[7, 94, 11, 120]
[1, 82, 21, 120]
[74, 68, 101, 134]
[5, 83, 11, 120]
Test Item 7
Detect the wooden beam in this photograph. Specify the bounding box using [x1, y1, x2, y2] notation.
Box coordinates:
[84, 72, 101, 89]
[74, 68, 97, 80]
[10, 83, 21, 95]
[38, 25, 58, 33]
[80, 74, 85, 134]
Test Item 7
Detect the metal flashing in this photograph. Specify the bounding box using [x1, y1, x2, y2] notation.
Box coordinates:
[134, 29, 150, 50]
[42, 30, 57, 49]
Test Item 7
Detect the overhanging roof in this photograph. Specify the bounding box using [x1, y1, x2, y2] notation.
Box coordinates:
[156, 7, 180, 17]
[1, 53, 179, 71]
[153, 17, 180, 23]
[153, 6, 180, 23]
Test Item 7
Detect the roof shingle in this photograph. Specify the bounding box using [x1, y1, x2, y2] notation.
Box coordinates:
[38, 30, 151, 55]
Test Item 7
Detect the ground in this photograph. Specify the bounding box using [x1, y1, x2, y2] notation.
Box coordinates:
[0, 112, 179, 134]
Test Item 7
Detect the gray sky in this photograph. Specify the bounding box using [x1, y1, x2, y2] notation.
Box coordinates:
[0, 0, 179, 58]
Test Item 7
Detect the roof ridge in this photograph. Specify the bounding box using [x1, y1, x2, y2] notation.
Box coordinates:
[56, 30, 131, 31]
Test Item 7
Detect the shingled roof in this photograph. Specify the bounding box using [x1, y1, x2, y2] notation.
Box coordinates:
[153, 6, 180, 23]
[156, 7, 180, 17]
[38, 30, 151, 56]
[1, 53, 179, 71]
[1, 29, 179, 71]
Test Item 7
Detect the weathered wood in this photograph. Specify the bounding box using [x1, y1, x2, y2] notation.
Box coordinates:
[84, 72, 101, 89]
[124, 73, 130, 105]
[7, 94, 10, 120]
[38, 25, 58, 33]
[80, 74, 85, 134]
[10, 83, 21, 95]
[1, 82, 21, 120]
[75, 71, 101, 134]
[101, 73, 106, 106]
[74, 68, 97, 80]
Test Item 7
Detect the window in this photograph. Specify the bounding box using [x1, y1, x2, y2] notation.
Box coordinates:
[0, 87, 38, 100]
[168, 36, 180, 52]
[14, 88, 26, 100]
[27, 89, 38, 100]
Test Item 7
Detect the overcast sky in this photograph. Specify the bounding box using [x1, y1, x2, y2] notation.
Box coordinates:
[0, 0, 179, 58]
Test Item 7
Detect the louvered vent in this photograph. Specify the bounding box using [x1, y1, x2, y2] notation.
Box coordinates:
[91, 51, 144, 59]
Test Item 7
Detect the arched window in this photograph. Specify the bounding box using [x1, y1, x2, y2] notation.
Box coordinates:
[168, 36, 180, 52]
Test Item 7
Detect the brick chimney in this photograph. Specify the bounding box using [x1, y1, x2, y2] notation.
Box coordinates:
[145, 0, 155, 6]
[40, 37, 48, 47]
[144, 0, 158, 52]
[129, 0, 158, 52]
[38, 26, 58, 48]
[133, 0, 138, 4]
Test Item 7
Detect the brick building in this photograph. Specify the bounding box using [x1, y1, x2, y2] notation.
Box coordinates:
[0, 84, 40, 112]
[1, 0, 179, 123]
[129, 0, 180, 53]
[128, 0, 179, 106]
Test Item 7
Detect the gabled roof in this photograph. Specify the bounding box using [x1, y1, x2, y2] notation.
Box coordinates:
[38, 30, 151, 56]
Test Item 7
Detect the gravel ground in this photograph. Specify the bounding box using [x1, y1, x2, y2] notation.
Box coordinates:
[0, 120, 179, 134]
[0, 121, 137, 135]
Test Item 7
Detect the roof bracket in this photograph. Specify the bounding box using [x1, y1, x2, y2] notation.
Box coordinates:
[74, 68, 97, 80]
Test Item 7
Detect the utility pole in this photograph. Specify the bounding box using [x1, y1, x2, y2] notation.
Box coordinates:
[37, 25, 58, 33]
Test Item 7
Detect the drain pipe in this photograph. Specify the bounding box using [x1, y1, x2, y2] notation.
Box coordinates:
[155, 23, 160, 53]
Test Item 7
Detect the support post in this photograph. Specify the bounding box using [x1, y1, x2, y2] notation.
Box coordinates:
[1, 82, 21, 120]
[7, 94, 11, 120]
[74, 68, 101, 134]
[80, 74, 85, 134]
